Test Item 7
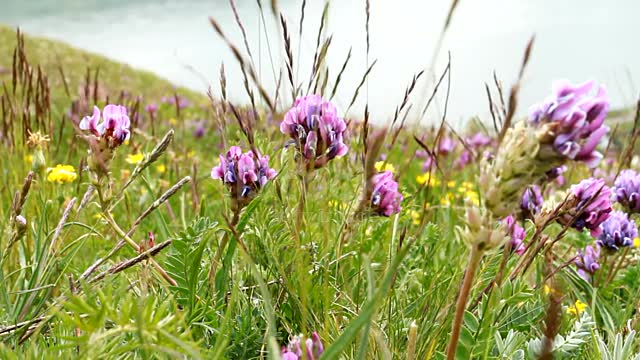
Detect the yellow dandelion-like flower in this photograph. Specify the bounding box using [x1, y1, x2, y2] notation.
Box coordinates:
[365, 226, 373, 236]
[447, 180, 456, 188]
[126, 153, 145, 164]
[634, 237, 640, 247]
[329, 200, 348, 210]
[24, 154, 34, 163]
[410, 210, 421, 225]
[543, 285, 561, 296]
[46, 164, 77, 184]
[465, 190, 480, 206]
[460, 181, 474, 190]
[440, 192, 455, 206]
[374, 161, 396, 173]
[156, 164, 167, 173]
[169, 118, 178, 125]
[567, 300, 587, 315]
[416, 173, 440, 186]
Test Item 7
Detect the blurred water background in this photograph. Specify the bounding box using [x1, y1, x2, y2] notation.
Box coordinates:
[2, 0, 639, 126]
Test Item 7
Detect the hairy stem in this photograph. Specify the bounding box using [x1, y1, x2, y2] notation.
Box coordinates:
[446, 245, 483, 360]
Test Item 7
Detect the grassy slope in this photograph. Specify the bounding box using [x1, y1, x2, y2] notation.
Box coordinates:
[0, 25, 206, 104]
[0, 24, 636, 360]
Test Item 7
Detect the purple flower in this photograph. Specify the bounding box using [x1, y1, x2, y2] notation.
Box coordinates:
[281, 95, 348, 169]
[455, 150, 472, 169]
[145, 103, 158, 114]
[211, 146, 276, 206]
[613, 169, 640, 213]
[529, 80, 609, 168]
[79, 105, 131, 147]
[465, 132, 492, 148]
[596, 210, 638, 251]
[422, 155, 436, 171]
[575, 244, 600, 280]
[563, 178, 613, 237]
[503, 215, 526, 255]
[520, 185, 543, 219]
[370, 171, 403, 216]
[282, 333, 323, 360]
[437, 137, 456, 155]
[162, 95, 190, 109]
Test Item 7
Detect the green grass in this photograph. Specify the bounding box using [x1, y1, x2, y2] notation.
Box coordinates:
[0, 19, 638, 360]
[0, 24, 206, 106]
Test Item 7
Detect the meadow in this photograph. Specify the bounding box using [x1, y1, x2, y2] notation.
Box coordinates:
[0, 4, 639, 359]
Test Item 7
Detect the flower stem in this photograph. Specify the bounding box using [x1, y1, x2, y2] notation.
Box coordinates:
[102, 212, 176, 286]
[446, 245, 483, 360]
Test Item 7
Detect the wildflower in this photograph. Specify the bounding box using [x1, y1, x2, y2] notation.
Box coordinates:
[282, 332, 323, 360]
[211, 146, 277, 210]
[447, 181, 456, 188]
[520, 185, 543, 219]
[502, 215, 526, 255]
[162, 95, 190, 109]
[26, 130, 50, 148]
[280, 95, 348, 169]
[465, 132, 492, 148]
[374, 161, 396, 173]
[145, 103, 158, 114]
[79, 105, 131, 148]
[575, 244, 600, 280]
[455, 150, 472, 169]
[480, 121, 541, 218]
[529, 79, 609, 168]
[416, 173, 439, 186]
[410, 210, 421, 225]
[422, 155, 436, 171]
[46, 164, 77, 184]
[634, 237, 640, 247]
[567, 300, 587, 315]
[370, 171, 403, 216]
[613, 169, 640, 213]
[24, 154, 33, 163]
[596, 210, 638, 251]
[126, 153, 145, 164]
[437, 137, 455, 155]
[440, 192, 455, 206]
[156, 164, 167, 173]
[559, 178, 612, 237]
[465, 190, 480, 206]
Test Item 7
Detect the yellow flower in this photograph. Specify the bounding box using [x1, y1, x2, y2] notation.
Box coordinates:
[416, 173, 440, 186]
[24, 154, 33, 163]
[126, 153, 145, 164]
[187, 150, 196, 158]
[156, 164, 167, 173]
[634, 237, 640, 247]
[46, 164, 77, 184]
[465, 190, 480, 206]
[567, 300, 587, 315]
[169, 118, 178, 125]
[447, 181, 456, 188]
[543, 285, 561, 296]
[410, 210, 421, 225]
[329, 200, 348, 210]
[440, 192, 455, 206]
[374, 161, 396, 173]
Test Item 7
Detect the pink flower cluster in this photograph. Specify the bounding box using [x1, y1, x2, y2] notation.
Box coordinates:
[79, 105, 131, 148]
[280, 95, 348, 168]
[211, 146, 276, 202]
